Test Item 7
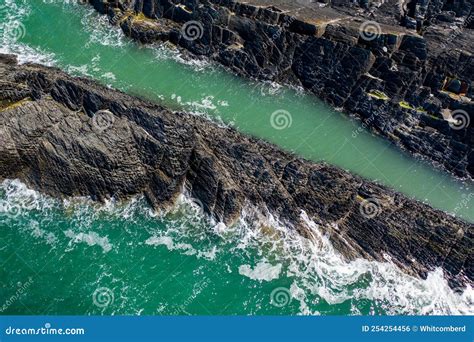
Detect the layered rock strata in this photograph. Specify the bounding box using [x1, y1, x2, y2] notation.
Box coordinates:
[0, 54, 471, 288]
[88, 0, 474, 179]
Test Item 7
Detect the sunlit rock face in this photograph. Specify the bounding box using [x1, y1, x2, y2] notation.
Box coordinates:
[0, 54, 472, 288]
[88, 0, 473, 179]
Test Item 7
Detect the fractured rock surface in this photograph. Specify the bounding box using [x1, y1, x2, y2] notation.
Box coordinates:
[0, 54, 471, 288]
[88, 0, 474, 179]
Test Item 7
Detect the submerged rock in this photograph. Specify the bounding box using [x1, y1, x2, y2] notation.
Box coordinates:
[87, 0, 473, 180]
[0, 54, 471, 288]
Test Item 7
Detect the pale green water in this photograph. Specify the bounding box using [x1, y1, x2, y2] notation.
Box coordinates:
[2, 0, 472, 221]
[0, 1, 472, 316]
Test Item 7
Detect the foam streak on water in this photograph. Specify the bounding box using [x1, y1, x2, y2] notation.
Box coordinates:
[2, 0, 473, 220]
[0, 0, 472, 316]
[1, 179, 471, 315]
[0, 0, 55, 65]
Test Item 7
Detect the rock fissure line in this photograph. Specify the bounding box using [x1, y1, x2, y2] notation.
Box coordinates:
[0, 54, 471, 288]
[88, 0, 473, 179]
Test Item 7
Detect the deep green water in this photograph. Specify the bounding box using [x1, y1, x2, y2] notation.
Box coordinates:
[0, 0, 472, 315]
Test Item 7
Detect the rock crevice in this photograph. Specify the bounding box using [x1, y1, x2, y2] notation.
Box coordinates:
[88, 0, 473, 179]
[0, 54, 471, 288]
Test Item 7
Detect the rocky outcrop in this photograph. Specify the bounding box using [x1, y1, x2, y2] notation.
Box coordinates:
[87, 0, 473, 179]
[0, 54, 471, 288]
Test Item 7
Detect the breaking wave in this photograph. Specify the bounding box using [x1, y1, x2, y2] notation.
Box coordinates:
[1, 179, 471, 315]
[0, 0, 56, 65]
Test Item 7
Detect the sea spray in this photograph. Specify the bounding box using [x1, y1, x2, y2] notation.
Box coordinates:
[0, 0, 55, 65]
[1, 0, 472, 315]
[2, 0, 472, 224]
[0, 179, 472, 315]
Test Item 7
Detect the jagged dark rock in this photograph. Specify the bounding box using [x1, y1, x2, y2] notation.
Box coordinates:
[87, 0, 473, 179]
[0, 54, 472, 288]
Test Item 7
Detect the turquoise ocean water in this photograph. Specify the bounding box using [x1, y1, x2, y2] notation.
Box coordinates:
[0, 0, 472, 315]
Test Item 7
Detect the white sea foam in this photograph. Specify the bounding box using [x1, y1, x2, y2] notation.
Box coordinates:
[66, 64, 91, 77]
[0, 1, 56, 66]
[145, 236, 196, 256]
[239, 261, 282, 282]
[170, 93, 230, 115]
[29, 220, 58, 245]
[143, 193, 220, 260]
[0, 43, 56, 66]
[229, 205, 473, 315]
[187, 95, 218, 111]
[77, 1, 212, 73]
[64, 229, 113, 253]
[79, 7, 126, 48]
[0, 179, 54, 213]
[101, 71, 116, 82]
[0, 0, 471, 316]
[151, 44, 212, 71]
[145, 233, 219, 260]
[1, 0, 232, 138]
[1, 175, 472, 315]
[256, 81, 284, 97]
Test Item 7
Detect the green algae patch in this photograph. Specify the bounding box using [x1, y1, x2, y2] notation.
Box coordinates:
[131, 12, 156, 24]
[399, 101, 415, 110]
[368, 90, 390, 101]
[0, 97, 31, 112]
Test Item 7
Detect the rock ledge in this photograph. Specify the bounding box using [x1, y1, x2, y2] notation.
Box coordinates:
[0, 54, 471, 288]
